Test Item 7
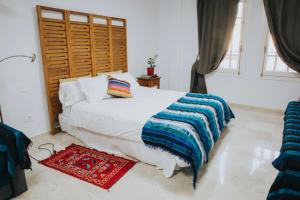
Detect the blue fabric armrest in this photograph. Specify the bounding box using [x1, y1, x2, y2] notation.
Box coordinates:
[273, 102, 300, 171]
[268, 101, 300, 199]
[268, 170, 300, 200]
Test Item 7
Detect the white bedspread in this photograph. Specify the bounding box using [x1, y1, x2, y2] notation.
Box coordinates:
[69, 87, 185, 143]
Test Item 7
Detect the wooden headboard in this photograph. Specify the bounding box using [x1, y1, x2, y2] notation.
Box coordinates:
[36, 5, 128, 134]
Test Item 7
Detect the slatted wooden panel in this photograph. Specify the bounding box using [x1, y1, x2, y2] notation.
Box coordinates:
[91, 16, 111, 74]
[37, 6, 70, 134]
[111, 18, 128, 72]
[36, 6, 128, 134]
[68, 11, 93, 77]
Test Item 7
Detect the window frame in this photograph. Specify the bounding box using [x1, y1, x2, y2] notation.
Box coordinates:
[218, 0, 246, 75]
[262, 32, 300, 79]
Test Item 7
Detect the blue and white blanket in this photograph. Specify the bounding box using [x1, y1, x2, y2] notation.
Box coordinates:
[142, 93, 234, 187]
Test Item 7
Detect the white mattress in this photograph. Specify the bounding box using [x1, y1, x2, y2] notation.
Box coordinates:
[60, 87, 189, 177]
[68, 87, 185, 142]
[60, 114, 188, 177]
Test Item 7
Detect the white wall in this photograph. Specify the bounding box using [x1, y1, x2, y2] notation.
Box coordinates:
[0, 0, 159, 137]
[156, 0, 300, 110]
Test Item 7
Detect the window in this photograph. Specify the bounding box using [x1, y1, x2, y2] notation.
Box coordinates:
[263, 33, 298, 77]
[219, 1, 245, 73]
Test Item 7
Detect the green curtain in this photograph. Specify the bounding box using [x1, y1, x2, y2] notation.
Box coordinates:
[191, 0, 239, 93]
[263, 0, 300, 73]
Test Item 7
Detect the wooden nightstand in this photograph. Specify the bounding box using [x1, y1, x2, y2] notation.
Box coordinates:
[137, 77, 161, 89]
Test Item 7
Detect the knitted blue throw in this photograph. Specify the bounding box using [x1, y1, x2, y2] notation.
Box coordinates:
[142, 93, 234, 188]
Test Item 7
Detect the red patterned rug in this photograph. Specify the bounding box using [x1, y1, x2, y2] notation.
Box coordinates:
[40, 144, 136, 190]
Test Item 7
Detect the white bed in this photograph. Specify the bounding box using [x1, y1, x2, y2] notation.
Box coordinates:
[59, 86, 189, 177]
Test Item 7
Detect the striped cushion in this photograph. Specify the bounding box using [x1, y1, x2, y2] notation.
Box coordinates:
[267, 170, 300, 200]
[107, 77, 132, 98]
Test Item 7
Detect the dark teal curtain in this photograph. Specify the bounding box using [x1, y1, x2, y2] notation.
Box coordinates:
[264, 0, 300, 73]
[191, 0, 239, 93]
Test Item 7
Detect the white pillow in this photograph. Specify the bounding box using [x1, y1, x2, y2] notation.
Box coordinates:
[62, 105, 72, 117]
[78, 75, 107, 103]
[109, 72, 139, 90]
[97, 70, 122, 76]
[59, 81, 85, 106]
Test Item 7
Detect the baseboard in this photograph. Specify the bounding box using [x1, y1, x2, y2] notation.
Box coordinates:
[29, 131, 51, 139]
[229, 102, 284, 114]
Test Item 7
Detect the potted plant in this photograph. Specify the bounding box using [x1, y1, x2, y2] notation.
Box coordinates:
[147, 54, 158, 76]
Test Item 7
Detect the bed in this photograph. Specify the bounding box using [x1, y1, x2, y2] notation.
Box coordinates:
[58, 84, 234, 185]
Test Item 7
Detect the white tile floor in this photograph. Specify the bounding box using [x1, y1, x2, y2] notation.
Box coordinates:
[14, 104, 283, 200]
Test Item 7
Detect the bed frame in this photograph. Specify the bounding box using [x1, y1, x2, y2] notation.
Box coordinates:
[36, 5, 128, 134]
